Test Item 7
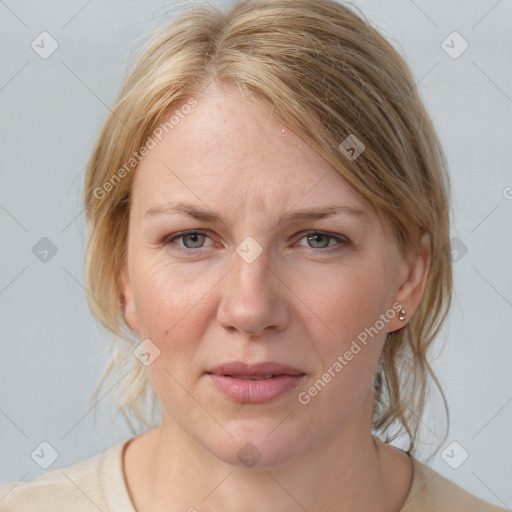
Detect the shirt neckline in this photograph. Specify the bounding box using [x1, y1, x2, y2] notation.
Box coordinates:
[99, 439, 137, 512]
[100, 438, 430, 512]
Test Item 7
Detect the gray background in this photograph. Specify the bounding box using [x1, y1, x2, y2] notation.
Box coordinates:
[1, 0, 511, 508]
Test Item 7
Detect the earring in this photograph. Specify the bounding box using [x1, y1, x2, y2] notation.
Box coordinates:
[399, 308, 406, 321]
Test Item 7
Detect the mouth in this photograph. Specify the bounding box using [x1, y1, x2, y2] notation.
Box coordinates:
[205, 362, 306, 403]
[221, 374, 280, 380]
[206, 361, 305, 378]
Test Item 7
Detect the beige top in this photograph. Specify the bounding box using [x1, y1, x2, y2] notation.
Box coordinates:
[0, 440, 506, 511]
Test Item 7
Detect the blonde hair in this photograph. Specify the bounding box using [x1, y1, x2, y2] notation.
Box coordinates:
[84, 0, 452, 454]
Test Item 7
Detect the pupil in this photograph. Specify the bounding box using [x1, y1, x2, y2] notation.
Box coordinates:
[309, 234, 328, 248]
[185, 233, 203, 248]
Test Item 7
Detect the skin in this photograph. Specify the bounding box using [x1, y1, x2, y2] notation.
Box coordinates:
[119, 82, 431, 512]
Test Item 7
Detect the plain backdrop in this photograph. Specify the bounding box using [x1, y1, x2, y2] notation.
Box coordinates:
[1, 0, 511, 508]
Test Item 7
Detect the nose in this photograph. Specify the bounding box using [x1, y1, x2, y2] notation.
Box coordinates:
[216, 245, 290, 337]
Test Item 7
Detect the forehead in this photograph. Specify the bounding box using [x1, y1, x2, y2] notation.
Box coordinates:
[130, 87, 370, 218]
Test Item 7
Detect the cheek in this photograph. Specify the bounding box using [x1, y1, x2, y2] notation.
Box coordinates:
[300, 260, 392, 346]
[294, 260, 392, 409]
[130, 260, 216, 412]
[130, 258, 215, 337]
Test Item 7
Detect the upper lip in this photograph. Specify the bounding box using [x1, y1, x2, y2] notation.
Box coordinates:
[206, 362, 305, 376]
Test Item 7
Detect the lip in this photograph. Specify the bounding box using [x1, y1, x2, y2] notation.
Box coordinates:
[206, 362, 306, 404]
[207, 361, 304, 377]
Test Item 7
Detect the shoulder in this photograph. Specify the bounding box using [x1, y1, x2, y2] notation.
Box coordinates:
[0, 441, 131, 512]
[401, 457, 507, 512]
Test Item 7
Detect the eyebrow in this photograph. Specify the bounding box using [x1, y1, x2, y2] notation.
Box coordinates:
[144, 201, 366, 225]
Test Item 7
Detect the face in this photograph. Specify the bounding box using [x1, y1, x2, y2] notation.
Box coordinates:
[120, 84, 429, 468]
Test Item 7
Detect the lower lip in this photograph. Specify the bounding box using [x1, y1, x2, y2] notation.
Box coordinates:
[207, 374, 305, 403]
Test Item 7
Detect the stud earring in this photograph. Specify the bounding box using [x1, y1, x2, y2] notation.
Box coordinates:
[399, 308, 406, 321]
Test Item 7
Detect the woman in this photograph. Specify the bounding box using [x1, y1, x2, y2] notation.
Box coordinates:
[0, 0, 506, 510]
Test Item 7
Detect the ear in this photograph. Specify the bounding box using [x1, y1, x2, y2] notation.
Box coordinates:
[387, 233, 431, 332]
[119, 265, 139, 333]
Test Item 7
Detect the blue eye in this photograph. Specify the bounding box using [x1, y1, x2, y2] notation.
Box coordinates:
[163, 231, 211, 251]
[177, 231, 207, 249]
[162, 230, 348, 254]
[297, 231, 348, 250]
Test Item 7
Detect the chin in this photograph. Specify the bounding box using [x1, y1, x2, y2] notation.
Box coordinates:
[202, 418, 307, 469]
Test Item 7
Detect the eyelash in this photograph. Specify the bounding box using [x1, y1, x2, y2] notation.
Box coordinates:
[161, 230, 349, 255]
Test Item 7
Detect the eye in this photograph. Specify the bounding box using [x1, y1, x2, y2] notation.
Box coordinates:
[161, 230, 348, 254]
[296, 231, 348, 250]
[164, 230, 212, 250]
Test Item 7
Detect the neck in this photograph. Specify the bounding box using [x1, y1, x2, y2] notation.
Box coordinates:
[125, 391, 412, 512]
